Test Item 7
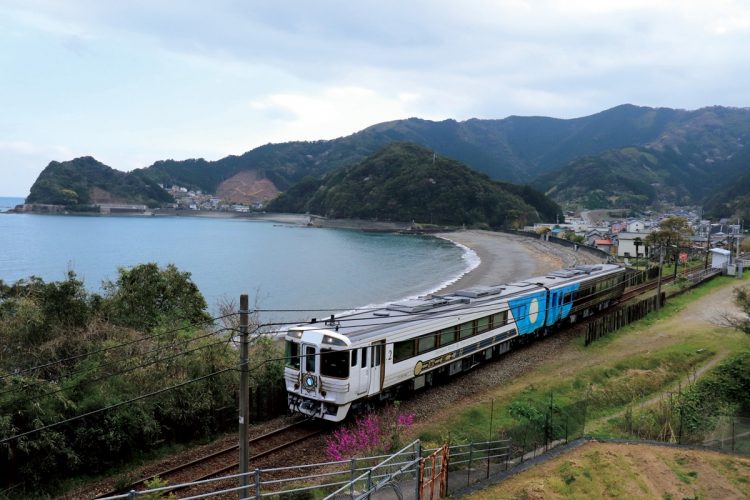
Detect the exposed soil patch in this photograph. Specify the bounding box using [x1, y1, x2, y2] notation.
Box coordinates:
[216, 170, 280, 204]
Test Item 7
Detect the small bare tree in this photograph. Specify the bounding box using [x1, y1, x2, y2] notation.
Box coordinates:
[719, 286, 750, 334]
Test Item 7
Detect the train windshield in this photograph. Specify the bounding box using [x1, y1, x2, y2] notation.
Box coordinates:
[321, 349, 349, 378]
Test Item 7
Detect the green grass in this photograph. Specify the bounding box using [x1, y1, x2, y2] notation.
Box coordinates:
[418, 274, 750, 446]
[666, 454, 698, 484]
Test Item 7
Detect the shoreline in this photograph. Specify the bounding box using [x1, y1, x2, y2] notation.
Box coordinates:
[433, 230, 604, 295]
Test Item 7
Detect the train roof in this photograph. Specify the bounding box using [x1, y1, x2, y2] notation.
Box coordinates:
[291, 263, 623, 344]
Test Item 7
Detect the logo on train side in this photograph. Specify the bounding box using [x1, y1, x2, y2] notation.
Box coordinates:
[414, 352, 457, 376]
[508, 291, 547, 335]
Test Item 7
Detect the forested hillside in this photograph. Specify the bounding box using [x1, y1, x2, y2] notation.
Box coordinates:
[26, 156, 173, 208]
[268, 143, 559, 227]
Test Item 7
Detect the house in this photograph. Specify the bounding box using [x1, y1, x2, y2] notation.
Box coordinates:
[585, 229, 606, 246]
[594, 239, 614, 253]
[616, 231, 651, 258]
[627, 220, 646, 233]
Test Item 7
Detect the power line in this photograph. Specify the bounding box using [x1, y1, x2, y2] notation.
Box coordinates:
[0, 312, 239, 382]
[0, 364, 235, 444]
[254, 269, 640, 332]
[0, 354, 284, 445]
[0, 328, 236, 401]
[0, 265, 664, 444]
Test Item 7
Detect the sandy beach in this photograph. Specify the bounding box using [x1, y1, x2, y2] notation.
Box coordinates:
[435, 230, 604, 294]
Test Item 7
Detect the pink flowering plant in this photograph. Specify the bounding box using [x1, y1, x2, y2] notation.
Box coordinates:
[325, 404, 416, 461]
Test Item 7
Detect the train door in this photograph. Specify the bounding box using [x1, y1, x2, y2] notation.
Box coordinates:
[369, 340, 385, 395]
[357, 347, 370, 395]
[301, 343, 319, 395]
[302, 344, 317, 374]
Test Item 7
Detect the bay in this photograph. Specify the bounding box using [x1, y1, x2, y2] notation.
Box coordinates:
[0, 213, 473, 323]
[0, 197, 24, 212]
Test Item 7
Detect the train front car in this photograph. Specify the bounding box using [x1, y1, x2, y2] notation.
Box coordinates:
[284, 327, 353, 422]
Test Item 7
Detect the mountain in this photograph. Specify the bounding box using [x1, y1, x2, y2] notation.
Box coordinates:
[25, 104, 750, 210]
[703, 146, 750, 220]
[267, 142, 559, 228]
[26, 157, 173, 208]
[135, 104, 696, 200]
[534, 106, 750, 208]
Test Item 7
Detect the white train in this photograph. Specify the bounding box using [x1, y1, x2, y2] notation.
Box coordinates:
[284, 263, 625, 421]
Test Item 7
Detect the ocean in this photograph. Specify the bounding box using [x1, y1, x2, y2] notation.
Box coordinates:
[0, 209, 476, 323]
[0, 196, 24, 212]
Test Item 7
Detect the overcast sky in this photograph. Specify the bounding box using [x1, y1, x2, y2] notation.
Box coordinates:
[2, 1, 749, 196]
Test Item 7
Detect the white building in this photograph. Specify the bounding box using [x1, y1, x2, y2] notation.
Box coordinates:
[710, 248, 731, 269]
[627, 220, 647, 233]
[616, 231, 651, 258]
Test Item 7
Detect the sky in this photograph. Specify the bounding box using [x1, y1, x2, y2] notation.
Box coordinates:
[2, 1, 750, 197]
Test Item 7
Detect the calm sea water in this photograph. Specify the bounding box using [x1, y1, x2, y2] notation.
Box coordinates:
[0, 197, 24, 212]
[0, 210, 474, 322]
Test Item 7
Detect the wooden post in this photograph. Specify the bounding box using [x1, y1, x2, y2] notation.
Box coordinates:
[656, 247, 664, 313]
[239, 294, 249, 498]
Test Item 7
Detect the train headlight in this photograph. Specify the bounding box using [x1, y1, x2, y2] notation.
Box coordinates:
[322, 335, 347, 346]
[302, 373, 317, 390]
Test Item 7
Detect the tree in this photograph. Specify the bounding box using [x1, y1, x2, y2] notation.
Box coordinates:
[103, 263, 210, 332]
[723, 286, 750, 335]
[645, 216, 694, 268]
[645, 216, 693, 250]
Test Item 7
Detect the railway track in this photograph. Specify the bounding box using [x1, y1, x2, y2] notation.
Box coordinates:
[97, 419, 322, 498]
[621, 275, 674, 302]
[621, 263, 715, 302]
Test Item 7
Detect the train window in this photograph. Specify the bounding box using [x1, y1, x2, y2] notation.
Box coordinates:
[321, 349, 349, 378]
[394, 340, 414, 363]
[373, 345, 381, 366]
[459, 322, 473, 340]
[361, 347, 367, 368]
[476, 316, 490, 334]
[351, 348, 358, 367]
[285, 341, 300, 369]
[492, 311, 507, 327]
[440, 326, 456, 346]
[418, 335, 435, 354]
[305, 346, 316, 372]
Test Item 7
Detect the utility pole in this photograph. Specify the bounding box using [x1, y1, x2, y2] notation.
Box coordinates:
[239, 294, 250, 498]
[737, 219, 742, 263]
[656, 246, 664, 313]
[704, 225, 710, 270]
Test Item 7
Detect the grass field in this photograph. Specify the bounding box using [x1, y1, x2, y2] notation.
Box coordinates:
[466, 442, 750, 499]
[414, 275, 750, 445]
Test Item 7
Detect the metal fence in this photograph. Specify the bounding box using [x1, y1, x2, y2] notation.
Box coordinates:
[100, 409, 748, 499]
[701, 416, 750, 455]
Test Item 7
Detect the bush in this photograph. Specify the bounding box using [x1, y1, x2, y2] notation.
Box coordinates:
[325, 405, 415, 460]
[103, 263, 210, 332]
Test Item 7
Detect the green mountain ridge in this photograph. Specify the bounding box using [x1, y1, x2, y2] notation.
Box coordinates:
[135, 104, 750, 196]
[25, 104, 750, 213]
[26, 157, 173, 208]
[267, 142, 558, 228]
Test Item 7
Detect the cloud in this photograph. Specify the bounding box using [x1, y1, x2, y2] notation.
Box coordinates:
[247, 86, 422, 142]
[2, 0, 750, 195]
